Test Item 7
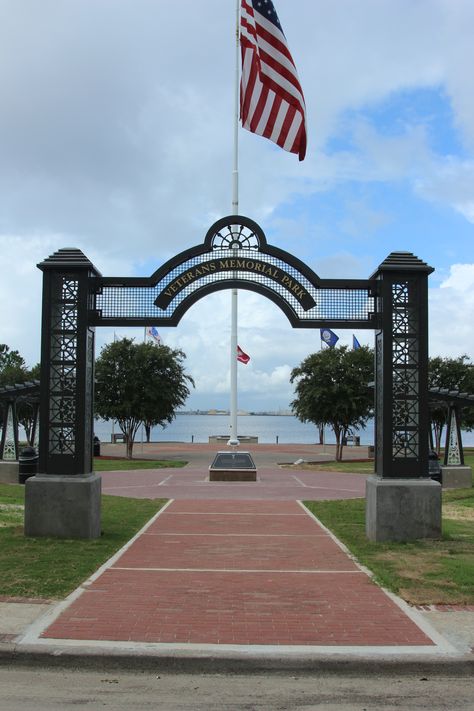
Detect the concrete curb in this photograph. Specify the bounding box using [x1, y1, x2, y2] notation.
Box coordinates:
[0, 642, 473, 675]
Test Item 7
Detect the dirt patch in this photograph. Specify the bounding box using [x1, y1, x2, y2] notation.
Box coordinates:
[443, 503, 474, 521]
[376, 549, 444, 580]
[0, 503, 24, 528]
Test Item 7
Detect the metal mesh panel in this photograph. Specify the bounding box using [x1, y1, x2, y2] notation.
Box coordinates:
[94, 249, 375, 324]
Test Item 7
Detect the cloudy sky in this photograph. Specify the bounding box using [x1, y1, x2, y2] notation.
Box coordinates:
[1, 0, 473, 413]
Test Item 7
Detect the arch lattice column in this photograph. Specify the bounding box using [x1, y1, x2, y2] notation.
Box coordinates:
[25, 249, 101, 539]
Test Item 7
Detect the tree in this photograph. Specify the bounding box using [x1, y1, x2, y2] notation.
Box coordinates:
[16, 362, 41, 445]
[428, 355, 474, 453]
[0, 344, 26, 388]
[95, 338, 194, 458]
[0, 345, 40, 445]
[290, 345, 374, 461]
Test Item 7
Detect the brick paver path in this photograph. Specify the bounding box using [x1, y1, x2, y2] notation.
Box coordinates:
[100, 466, 367, 501]
[42, 500, 434, 647]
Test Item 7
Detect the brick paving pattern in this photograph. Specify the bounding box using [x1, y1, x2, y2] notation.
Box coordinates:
[42, 500, 434, 647]
[100, 466, 367, 501]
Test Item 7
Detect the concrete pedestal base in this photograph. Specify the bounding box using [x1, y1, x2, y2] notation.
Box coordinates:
[24, 473, 101, 539]
[441, 466, 472, 489]
[0, 461, 19, 483]
[209, 469, 257, 482]
[208, 436, 259, 444]
[366, 475, 441, 542]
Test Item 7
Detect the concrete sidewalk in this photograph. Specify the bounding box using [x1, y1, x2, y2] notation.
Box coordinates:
[29, 500, 439, 648]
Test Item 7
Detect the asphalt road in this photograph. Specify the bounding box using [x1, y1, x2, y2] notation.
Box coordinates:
[1, 667, 474, 710]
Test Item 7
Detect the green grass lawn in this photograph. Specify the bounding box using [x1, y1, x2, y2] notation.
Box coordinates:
[298, 460, 374, 474]
[0, 483, 166, 599]
[1, 451, 472, 604]
[298, 450, 474, 478]
[93, 458, 186, 471]
[300, 450, 474, 604]
[305, 484, 474, 605]
[463, 450, 474, 472]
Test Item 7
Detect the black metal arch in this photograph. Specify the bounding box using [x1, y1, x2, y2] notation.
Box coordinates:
[163, 279, 312, 328]
[32, 215, 436, 541]
[149, 215, 311, 283]
[91, 216, 377, 329]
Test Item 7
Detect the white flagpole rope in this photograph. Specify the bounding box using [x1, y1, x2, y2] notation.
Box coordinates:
[228, 0, 240, 446]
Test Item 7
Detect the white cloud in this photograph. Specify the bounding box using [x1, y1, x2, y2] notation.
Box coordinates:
[429, 263, 474, 358]
[1, 1, 474, 409]
[0, 0, 472, 251]
[440, 263, 474, 291]
[416, 159, 474, 223]
[0, 236, 54, 366]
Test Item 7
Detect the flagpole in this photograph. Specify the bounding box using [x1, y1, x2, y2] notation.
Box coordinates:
[228, 0, 240, 446]
[141, 326, 146, 453]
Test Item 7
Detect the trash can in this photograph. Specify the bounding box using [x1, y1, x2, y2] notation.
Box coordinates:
[428, 449, 442, 483]
[18, 446, 38, 484]
[93, 436, 101, 457]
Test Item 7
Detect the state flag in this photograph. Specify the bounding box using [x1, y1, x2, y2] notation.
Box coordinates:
[320, 328, 339, 348]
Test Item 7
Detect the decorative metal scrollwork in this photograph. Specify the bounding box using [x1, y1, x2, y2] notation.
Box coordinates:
[210, 222, 260, 251]
[447, 409, 461, 466]
[2, 403, 17, 460]
[92, 217, 376, 327]
[391, 280, 420, 459]
[48, 276, 78, 455]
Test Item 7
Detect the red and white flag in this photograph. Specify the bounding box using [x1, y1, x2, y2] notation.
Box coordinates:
[240, 0, 307, 160]
[237, 345, 250, 364]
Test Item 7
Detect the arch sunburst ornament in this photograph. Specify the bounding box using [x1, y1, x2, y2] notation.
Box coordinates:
[209, 221, 260, 251]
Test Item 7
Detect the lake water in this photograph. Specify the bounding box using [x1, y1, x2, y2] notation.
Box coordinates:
[94, 414, 474, 447]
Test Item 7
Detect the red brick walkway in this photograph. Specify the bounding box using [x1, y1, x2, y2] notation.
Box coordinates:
[42, 500, 434, 647]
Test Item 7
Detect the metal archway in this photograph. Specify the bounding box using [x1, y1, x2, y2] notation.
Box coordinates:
[90, 216, 377, 330]
[29, 215, 437, 540]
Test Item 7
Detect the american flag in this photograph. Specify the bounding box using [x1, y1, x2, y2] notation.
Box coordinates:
[240, 0, 307, 160]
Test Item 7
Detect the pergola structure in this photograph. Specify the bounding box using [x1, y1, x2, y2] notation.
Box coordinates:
[428, 388, 474, 483]
[0, 380, 40, 461]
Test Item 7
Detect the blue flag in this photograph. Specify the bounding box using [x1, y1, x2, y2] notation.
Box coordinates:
[353, 335, 361, 350]
[320, 328, 339, 348]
